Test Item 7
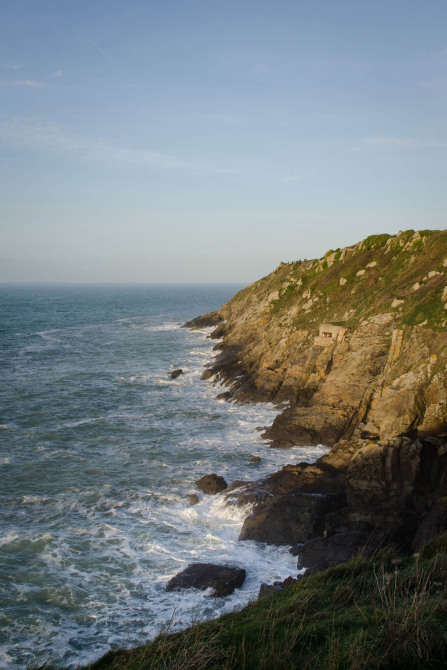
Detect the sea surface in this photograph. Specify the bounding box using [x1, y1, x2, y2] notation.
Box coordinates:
[0, 284, 328, 669]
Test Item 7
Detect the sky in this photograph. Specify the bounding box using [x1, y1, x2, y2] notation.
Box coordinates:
[0, 0, 446, 283]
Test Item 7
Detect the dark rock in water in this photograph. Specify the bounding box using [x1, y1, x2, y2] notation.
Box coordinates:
[216, 391, 233, 401]
[166, 563, 246, 596]
[250, 455, 261, 462]
[258, 576, 297, 600]
[169, 369, 183, 379]
[297, 531, 385, 571]
[201, 368, 215, 380]
[182, 311, 223, 330]
[238, 492, 342, 546]
[195, 473, 228, 494]
[186, 494, 199, 506]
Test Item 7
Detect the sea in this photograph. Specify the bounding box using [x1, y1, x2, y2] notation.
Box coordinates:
[0, 284, 328, 669]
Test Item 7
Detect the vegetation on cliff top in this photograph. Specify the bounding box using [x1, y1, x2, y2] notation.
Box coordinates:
[64, 535, 447, 670]
[226, 229, 447, 332]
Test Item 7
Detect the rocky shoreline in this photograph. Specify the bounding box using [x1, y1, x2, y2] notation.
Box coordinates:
[178, 231, 447, 592]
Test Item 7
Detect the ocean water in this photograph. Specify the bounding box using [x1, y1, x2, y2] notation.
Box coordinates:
[0, 284, 328, 669]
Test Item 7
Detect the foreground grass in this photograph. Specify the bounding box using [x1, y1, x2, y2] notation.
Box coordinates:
[75, 535, 447, 670]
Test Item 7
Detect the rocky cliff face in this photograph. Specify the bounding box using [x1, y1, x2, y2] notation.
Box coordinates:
[187, 229, 447, 571]
[204, 229, 447, 446]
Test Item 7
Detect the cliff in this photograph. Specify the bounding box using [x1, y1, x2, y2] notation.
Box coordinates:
[197, 229, 447, 446]
[187, 229, 447, 568]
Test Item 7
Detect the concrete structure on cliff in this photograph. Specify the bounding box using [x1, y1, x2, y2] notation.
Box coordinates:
[314, 323, 348, 347]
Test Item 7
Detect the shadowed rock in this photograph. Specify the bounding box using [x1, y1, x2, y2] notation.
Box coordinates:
[238, 492, 342, 545]
[297, 531, 387, 571]
[169, 369, 183, 379]
[166, 563, 246, 597]
[186, 494, 199, 506]
[195, 473, 228, 494]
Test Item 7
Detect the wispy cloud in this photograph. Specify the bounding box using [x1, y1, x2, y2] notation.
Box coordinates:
[349, 135, 447, 153]
[61, 15, 117, 64]
[0, 79, 48, 89]
[2, 62, 25, 71]
[0, 117, 205, 170]
[364, 135, 415, 148]
[50, 70, 63, 78]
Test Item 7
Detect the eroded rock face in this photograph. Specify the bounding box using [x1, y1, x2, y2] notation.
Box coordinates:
[166, 563, 246, 597]
[195, 473, 228, 494]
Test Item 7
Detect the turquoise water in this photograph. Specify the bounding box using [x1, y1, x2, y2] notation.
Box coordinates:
[0, 284, 327, 668]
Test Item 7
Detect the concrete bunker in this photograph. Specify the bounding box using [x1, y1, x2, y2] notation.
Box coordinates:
[314, 323, 347, 347]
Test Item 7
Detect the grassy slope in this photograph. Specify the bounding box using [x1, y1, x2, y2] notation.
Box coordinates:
[84, 536, 447, 670]
[225, 229, 447, 332]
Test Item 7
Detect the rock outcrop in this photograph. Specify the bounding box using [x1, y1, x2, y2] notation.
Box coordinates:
[166, 563, 246, 597]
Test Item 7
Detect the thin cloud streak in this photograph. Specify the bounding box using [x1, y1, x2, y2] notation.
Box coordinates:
[61, 15, 117, 64]
[0, 117, 209, 171]
[360, 136, 447, 150]
[0, 79, 48, 88]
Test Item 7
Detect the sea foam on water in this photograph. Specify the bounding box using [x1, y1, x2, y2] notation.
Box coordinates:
[0, 285, 327, 669]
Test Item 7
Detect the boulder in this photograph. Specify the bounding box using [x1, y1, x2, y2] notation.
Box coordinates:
[166, 563, 246, 597]
[201, 368, 215, 380]
[169, 369, 183, 379]
[186, 493, 199, 506]
[195, 474, 228, 494]
[238, 492, 342, 545]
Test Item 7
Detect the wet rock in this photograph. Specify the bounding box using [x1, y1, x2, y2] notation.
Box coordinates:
[166, 563, 246, 597]
[201, 368, 215, 380]
[169, 369, 183, 379]
[186, 494, 199, 506]
[238, 492, 342, 546]
[195, 474, 228, 494]
[216, 391, 233, 401]
[250, 455, 261, 462]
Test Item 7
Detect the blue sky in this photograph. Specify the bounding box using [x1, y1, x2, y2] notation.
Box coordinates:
[1, 0, 446, 282]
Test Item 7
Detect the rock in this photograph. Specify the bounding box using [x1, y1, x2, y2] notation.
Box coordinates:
[238, 492, 342, 545]
[182, 311, 223, 329]
[201, 368, 215, 380]
[186, 494, 199, 506]
[195, 474, 228, 494]
[412, 496, 447, 551]
[166, 563, 246, 597]
[169, 369, 183, 379]
[258, 576, 297, 600]
[297, 531, 385, 571]
[216, 391, 233, 401]
[250, 455, 261, 462]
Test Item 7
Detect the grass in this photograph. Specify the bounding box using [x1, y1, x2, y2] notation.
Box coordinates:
[54, 535, 447, 670]
[230, 229, 447, 331]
